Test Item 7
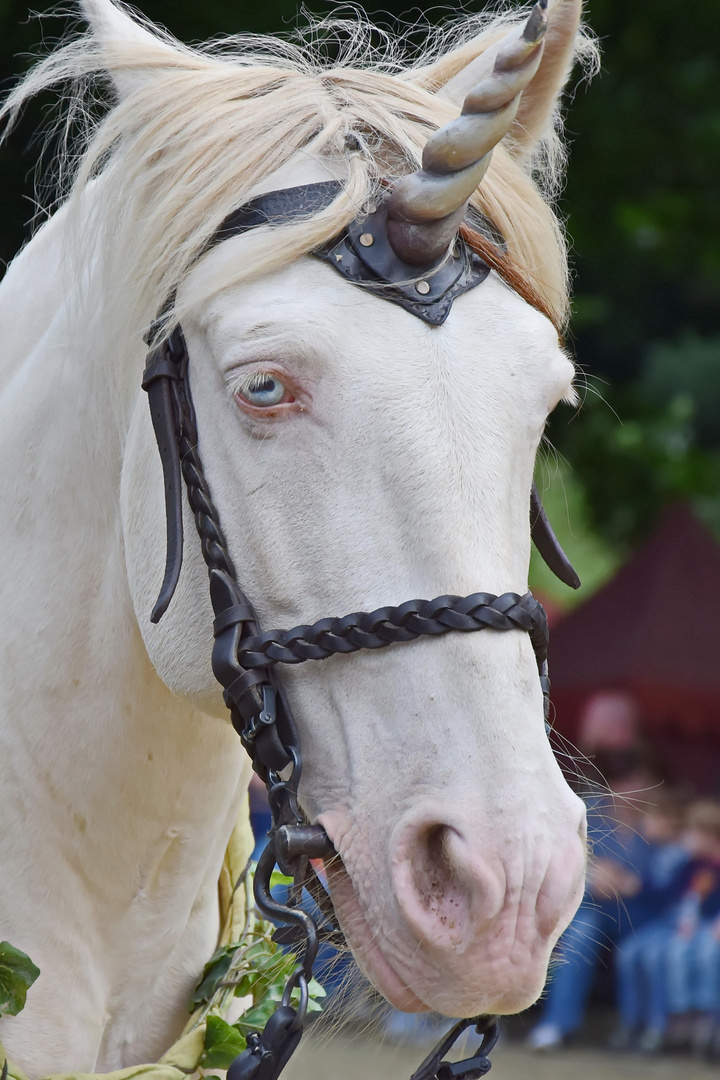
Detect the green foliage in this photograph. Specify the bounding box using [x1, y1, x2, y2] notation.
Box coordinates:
[642, 333, 720, 446]
[194, 866, 326, 1071]
[548, 383, 720, 549]
[202, 1016, 247, 1069]
[563, 0, 720, 383]
[190, 943, 237, 1010]
[0, 941, 40, 1017]
[197, 929, 326, 1069]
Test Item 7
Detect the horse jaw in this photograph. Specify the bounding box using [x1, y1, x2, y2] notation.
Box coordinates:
[123, 239, 585, 1017]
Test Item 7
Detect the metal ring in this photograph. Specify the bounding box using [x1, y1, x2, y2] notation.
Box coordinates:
[282, 967, 309, 1031]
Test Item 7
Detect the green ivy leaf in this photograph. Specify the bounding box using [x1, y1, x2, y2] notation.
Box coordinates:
[239, 946, 296, 1003]
[234, 999, 278, 1035]
[201, 1015, 247, 1069]
[187, 862, 328, 1066]
[270, 869, 294, 889]
[229, 971, 256, 999]
[190, 945, 237, 1009]
[304, 977, 327, 1012]
[287, 975, 326, 1014]
[0, 942, 40, 1017]
[244, 942, 277, 965]
[307, 977, 327, 1001]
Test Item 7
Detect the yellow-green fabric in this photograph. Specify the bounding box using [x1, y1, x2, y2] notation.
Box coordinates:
[1, 801, 255, 1080]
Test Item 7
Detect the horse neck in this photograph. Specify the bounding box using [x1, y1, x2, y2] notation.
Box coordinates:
[0, 200, 249, 906]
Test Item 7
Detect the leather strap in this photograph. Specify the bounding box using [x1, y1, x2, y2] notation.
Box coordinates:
[530, 482, 580, 589]
[232, 592, 548, 669]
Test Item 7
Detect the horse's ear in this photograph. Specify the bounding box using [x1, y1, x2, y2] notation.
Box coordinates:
[435, 0, 583, 157]
[80, 0, 184, 100]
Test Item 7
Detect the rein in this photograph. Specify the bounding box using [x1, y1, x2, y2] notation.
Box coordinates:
[141, 181, 577, 1080]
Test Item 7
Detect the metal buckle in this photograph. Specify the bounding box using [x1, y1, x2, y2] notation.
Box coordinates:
[410, 1017, 500, 1080]
[243, 684, 277, 744]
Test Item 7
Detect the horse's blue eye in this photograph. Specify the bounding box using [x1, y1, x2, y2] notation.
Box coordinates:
[238, 374, 287, 407]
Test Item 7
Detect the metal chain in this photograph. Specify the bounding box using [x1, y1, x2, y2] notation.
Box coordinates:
[409, 1017, 500, 1080]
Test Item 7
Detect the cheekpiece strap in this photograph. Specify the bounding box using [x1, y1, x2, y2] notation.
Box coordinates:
[530, 482, 580, 589]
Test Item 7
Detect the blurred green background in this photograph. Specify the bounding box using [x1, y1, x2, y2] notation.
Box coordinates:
[1, 0, 719, 606]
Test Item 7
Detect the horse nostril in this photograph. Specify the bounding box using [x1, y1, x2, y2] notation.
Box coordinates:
[411, 824, 457, 914]
[393, 812, 512, 947]
[394, 821, 482, 944]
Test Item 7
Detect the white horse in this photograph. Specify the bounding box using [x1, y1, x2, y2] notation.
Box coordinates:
[0, 0, 595, 1072]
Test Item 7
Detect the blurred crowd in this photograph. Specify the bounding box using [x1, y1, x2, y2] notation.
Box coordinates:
[529, 691, 720, 1058]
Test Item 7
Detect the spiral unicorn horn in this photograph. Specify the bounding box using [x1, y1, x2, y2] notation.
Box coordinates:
[387, 0, 549, 265]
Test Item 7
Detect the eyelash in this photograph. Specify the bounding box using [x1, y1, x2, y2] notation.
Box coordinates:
[228, 367, 298, 412]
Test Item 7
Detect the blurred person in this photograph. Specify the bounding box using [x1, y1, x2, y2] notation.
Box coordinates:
[528, 691, 662, 1050]
[609, 789, 691, 1050]
[608, 799, 720, 1053]
[648, 801, 720, 1055]
[573, 689, 663, 799]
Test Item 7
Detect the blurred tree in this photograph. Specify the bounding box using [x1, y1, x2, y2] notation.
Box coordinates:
[643, 333, 720, 447]
[564, 0, 720, 384]
[547, 386, 720, 549]
[547, 0, 720, 555]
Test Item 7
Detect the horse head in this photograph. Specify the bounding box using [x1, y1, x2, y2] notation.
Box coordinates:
[106, 0, 589, 1018]
[3, 0, 593, 1037]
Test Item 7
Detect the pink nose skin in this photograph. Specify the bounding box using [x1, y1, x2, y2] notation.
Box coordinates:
[391, 809, 587, 956]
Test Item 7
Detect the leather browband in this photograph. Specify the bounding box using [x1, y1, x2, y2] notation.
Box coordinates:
[205, 179, 492, 326]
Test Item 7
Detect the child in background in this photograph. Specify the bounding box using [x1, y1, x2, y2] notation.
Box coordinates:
[610, 789, 690, 1050]
[660, 801, 720, 1056]
[528, 691, 662, 1051]
[614, 798, 720, 1053]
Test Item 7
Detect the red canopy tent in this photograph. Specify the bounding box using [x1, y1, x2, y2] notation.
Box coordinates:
[549, 504, 720, 790]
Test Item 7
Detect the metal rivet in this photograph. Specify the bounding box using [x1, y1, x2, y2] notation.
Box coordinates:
[416, 280, 431, 295]
[359, 233, 374, 247]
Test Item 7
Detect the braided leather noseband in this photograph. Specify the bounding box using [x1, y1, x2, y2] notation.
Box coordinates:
[142, 181, 573, 1080]
[222, 592, 549, 672]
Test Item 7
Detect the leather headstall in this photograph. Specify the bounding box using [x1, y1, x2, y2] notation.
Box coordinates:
[141, 179, 580, 1080]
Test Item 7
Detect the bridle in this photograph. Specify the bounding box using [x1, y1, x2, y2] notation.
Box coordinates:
[141, 179, 579, 1080]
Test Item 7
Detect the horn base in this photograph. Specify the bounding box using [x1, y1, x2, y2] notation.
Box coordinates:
[386, 207, 466, 266]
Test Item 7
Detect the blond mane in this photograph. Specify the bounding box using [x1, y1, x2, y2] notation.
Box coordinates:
[0, 2, 598, 342]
